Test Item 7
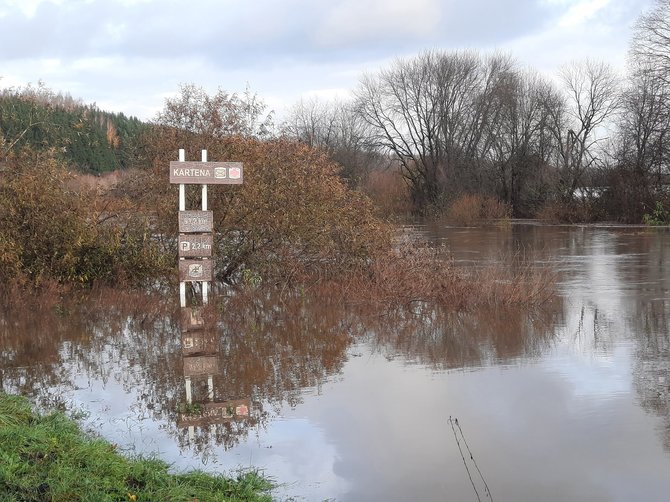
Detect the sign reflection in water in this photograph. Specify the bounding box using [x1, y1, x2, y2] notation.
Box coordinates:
[179, 307, 251, 442]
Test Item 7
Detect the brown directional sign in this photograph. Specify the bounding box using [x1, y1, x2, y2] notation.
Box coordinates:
[177, 399, 251, 427]
[179, 259, 213, 282]
[179, 234, 213, 258]
[183, 355, 218, 376]
[182, 331, 218, 356]
[170, 161, 243, 185]
[179, 211, 213, 233]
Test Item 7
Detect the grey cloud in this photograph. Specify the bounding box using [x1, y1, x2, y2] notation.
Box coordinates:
[1, 0, 561, 68]
[436, 0, 553, 46]
[0, 0, 656, 121]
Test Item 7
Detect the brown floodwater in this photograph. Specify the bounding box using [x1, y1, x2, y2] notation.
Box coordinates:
[2, 222, 670, 501]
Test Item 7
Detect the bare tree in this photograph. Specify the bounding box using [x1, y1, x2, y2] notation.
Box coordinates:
[283, 97, 338, 149]
[282, 97, 384, 185]
[620, 70, 669, 182]
[355, 50, 515, 211]
[604, 57, 670, 221]
[487, 70, 556, 215]
[628, 0, 670, 185]
[356, 51, 445, 208]
[548, 60, 620, 200]
[632, 0, 670, 86]
[437, 52, 515, 193]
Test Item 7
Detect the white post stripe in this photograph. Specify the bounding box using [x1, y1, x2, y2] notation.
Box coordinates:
[179, 149, 186, 211]
[201, 149, 209, 304]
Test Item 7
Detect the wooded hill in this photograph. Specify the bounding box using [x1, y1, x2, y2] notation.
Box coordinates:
[0, 84, 147, 173]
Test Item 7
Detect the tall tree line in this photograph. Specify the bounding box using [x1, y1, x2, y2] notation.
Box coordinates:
[283, 1, 670, 222]
[286, 53, 623, 218]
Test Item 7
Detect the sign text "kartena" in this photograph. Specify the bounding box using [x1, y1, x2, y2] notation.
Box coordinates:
[170, 161, 243, 185]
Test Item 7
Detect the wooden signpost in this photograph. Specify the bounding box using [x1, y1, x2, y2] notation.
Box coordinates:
[178, 259, 214, 282]
[177, 399, 251, 428]
[181, 330, 219, 356]
[172, 149, 249, 440]
[183, 355, 219, 377]
[170, 149, 244, 308]
[178, 234, 213, 257]
[178, 211, 213, 233]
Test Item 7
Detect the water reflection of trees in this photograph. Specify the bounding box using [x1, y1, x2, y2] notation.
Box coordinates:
[0, 289, 355, 453]
[0, 290, 179, 409]
[632, 299, 670, 452]
[361, 303, 563, 369]
[3, 287, 569, 453]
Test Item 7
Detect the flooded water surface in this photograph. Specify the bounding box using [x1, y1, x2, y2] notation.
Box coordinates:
[2, 223, 670, 501]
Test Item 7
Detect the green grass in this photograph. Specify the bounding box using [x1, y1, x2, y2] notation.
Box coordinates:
[0, 393, 273, 502]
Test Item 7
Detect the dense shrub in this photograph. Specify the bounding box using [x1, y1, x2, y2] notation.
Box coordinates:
[535, 198, 601, 224]
[642, 201, 670, 225]
[363, 168, 412, 216]
[340, 241, 555, 310]
[445, 194, 511, 226]
[128, 126, 392, 284]
[0, 148, 170, 287]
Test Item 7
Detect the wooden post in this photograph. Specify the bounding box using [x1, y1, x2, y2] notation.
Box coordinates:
[185, 376, 192, 404]
[201, 149, 209, 305]
[178, 149, 186, 210]
[201, 149, 208, 210]
[179, 149, 186, 308]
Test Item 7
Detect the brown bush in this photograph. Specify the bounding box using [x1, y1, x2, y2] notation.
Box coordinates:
[132, 126, 392, 284]
[0, 148, 171, 288]
[536, 198, 599, 223]
[363, 169, 412, 216]
[446, 194, 511, 226]
[339, 241, 555, 311]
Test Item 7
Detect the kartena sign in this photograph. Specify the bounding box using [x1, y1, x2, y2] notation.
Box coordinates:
[170, 161, 243, 184]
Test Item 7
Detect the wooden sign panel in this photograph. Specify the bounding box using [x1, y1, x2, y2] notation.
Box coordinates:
[178, 399, 251, 427]
[183, 355, 218, 376]
[179, 259, 213, 282]
[178, 211, 213, 233]
[170, 161, 243, 185]
[179, 234, 213, 258]
[182, 331, 219, 356]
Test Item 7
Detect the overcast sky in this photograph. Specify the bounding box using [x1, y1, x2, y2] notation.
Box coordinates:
[0, 0, 657, 122]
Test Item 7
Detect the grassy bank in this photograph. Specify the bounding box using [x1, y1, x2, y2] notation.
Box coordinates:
[0, 393, 273, 502]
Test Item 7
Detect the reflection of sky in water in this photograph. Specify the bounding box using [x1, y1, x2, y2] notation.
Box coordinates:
[274, 343, 668, 502]
[28, 327, 670, 502]
[544, 342, 633, 401]
[65, 365, 350, 501]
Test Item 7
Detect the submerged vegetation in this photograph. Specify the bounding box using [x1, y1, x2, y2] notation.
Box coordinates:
[341, 241, 554, 310]
[0, 393, 273, 501]
[445, 194, 512, 227]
